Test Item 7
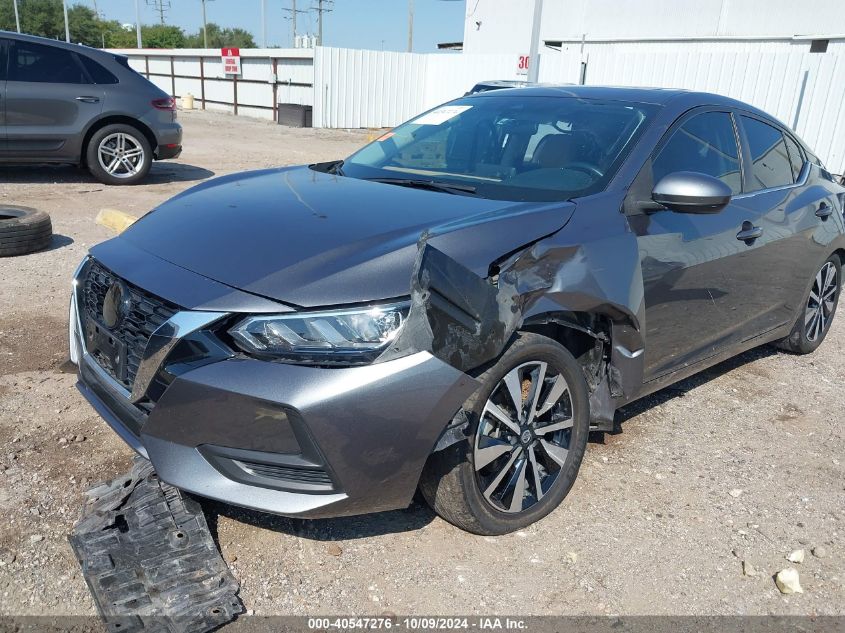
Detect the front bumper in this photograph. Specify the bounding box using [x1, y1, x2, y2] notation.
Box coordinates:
[70, 265, 479, 518]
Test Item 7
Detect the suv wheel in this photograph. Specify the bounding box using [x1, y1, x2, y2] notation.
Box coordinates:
[420, 332, 590, 535]
[776, 254, 841, 354]
[86, 124, 152, 186]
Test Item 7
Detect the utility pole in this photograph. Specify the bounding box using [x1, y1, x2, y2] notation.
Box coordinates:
[146, 0, 171, 25]
[12, 0, 20, 33]
[62, 0, 70, 42]
[282, 0, 306, 47]
[201, 0, 215, 48]
[313, 0, 333, 46]
[260, 0, 267, 48]
[134, 0, 142, 47]
[527, 0, 543, 83]
[407, 0, 414, 52]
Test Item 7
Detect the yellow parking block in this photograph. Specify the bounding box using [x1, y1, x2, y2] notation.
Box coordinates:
[95, 208, 138, 234]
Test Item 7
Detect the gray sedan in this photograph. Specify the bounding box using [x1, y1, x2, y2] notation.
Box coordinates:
[0, 32, 182, 185]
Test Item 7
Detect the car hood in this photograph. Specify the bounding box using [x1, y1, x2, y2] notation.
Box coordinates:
[117, 166, 576, 307]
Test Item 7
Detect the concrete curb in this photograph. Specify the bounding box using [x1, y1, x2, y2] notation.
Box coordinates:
[95, 208, 138, 234]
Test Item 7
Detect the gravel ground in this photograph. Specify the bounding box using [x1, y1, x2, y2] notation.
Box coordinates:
[0, 109, 843, 619]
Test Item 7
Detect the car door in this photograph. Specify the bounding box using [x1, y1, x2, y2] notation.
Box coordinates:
[627, 108, 770, 381]
[0, 38, 8, 153]
[3, 39, 104, 161]
[731, 114, 836, 332]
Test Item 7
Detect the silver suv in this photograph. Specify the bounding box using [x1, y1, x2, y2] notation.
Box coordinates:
[0, 32, 182, 185]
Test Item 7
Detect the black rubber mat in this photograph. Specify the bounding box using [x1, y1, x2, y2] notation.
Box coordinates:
[69, 456, 243, 633]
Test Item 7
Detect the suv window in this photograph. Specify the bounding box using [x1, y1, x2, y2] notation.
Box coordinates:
[783, 133, 805, 182]
[8, 41, 87, 84]
[0, 39, 8, 81]
[79, 55, 118, 84]
[652, 111, 742, 194]
[741, 116, 794, 190]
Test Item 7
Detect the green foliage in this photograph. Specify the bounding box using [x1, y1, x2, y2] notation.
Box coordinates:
[142, 24, 185, 48]
[0, 1, 257, 49]
[184, 23, 256, 49]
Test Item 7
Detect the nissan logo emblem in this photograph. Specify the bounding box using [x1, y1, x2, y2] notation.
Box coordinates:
[102, 281, 129, 329]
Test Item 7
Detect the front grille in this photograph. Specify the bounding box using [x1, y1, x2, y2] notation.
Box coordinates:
[238, 460, 334, 487]
[82, 260, 180, 391]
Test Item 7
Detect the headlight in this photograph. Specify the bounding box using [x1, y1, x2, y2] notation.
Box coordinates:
[228, 301, 410, 365]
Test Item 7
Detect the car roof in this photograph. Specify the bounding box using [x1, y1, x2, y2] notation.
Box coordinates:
[467, 84, 754, 108]
[0, 29, 121, 62]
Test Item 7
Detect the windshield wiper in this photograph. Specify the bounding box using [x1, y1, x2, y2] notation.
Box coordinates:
[365, 177, 478, 196]
[310, 159, 345, 176]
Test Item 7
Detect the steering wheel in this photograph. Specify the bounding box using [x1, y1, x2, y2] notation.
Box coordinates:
[563, 162, 604, 179]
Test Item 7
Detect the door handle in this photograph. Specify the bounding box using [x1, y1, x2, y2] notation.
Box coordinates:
[75, 96, 100, 103]
[736, 221, 763, 243]
[816, 202, 833, 219]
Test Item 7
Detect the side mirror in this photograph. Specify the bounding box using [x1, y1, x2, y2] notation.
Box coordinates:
[652, 171, 732, 214]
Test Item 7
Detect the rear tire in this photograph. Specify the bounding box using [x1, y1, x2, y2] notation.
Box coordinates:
[776, 254, 841, 354]
[419, 332, 590, 535]
[86, 124, 152, 186]
[0, 206, 53, 257]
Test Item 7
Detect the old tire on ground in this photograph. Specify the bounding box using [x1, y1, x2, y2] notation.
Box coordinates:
[776, 254, 841, 354]
[419, 332, 590, 535]
[85, 123, 152, 186]
[0, 206, 53, 257]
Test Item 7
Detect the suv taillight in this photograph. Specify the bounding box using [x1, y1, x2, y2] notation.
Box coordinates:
[152, 97, 176, 111]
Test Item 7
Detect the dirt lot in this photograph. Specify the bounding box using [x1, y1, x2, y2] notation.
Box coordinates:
[0, 109, 843, 619]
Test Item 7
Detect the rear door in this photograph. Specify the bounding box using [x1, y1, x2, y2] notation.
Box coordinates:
[0, 38, 8, 153]
[629, 109, 770, 380]
[2, 39, 104, 161]
[732, 114, 836, 331]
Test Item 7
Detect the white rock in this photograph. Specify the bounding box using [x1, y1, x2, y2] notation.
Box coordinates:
[729, 489, 743, 498]
[775, 568, 803, 594]
[742, 561, 759, 577]
[787, 549, 805, 564]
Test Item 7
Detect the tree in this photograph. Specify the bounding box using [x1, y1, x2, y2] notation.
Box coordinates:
[184, 22, 255, 49]
[142, 24, 185, 48]
[0, 0, 103, 46]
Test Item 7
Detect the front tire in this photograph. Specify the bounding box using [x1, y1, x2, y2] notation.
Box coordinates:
[86, 124, 152, 186]
[776, 254, 841, 354]
[420, 333, 590, 535]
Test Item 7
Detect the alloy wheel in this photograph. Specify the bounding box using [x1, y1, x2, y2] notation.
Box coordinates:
[473, 361, 574, 514]
[97, 133, 146, 179]
[805, 261, 838, 342]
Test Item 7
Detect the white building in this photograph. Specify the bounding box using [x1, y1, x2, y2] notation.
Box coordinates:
[462, 0, 845, 54]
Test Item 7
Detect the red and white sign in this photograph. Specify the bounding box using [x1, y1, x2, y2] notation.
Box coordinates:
[516, 54, 530, 75]
[221, 47, 241, 75]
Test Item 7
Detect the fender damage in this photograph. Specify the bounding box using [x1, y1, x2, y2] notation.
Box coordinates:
[386, 193, 646, 447]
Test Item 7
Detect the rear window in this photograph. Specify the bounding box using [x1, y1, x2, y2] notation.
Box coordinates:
[9, 40, 87, 84]
[80, 55, 119, 84]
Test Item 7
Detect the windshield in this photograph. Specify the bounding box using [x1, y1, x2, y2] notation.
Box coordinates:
[339, 95, 656, 202]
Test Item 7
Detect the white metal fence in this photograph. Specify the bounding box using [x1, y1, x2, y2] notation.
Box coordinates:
[118, 43, 845, 174]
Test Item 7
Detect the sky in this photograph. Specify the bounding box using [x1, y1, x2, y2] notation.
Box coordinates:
[81, 0, 467, 51]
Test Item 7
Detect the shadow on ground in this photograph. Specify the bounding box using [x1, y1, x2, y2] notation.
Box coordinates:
[203, 495, 437, 546]
[0, 162, 214, 185]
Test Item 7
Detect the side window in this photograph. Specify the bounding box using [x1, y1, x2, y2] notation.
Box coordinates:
[8, 41, 87, 84]
[783, 134, 806, 182]
[79, 55, 119, 84]
[740, 116, 794, 190]
[652, 111, 742, 195]
[0, 39, 8, 81]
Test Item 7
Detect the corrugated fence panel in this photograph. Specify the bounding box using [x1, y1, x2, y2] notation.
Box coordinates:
[314, 47, 428, 129]
[570, 47, 845, 173]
